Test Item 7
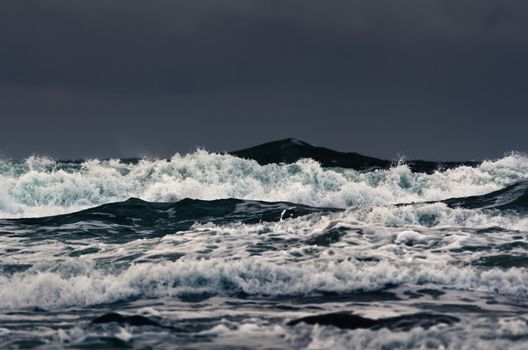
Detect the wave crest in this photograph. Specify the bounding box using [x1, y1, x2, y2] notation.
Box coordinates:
[1, 258, 528, 309]
[1, 151, 527, 218]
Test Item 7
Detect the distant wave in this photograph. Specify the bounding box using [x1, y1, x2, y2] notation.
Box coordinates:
[0, 146, 527, 218]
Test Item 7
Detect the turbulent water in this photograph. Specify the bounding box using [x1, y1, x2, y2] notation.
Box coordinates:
[1, 139, 528, 349]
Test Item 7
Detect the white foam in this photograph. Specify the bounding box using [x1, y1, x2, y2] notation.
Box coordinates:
[342, 202, 528, 231]
[1, 152, 527, 218]
[1, 258, 528, 309]
[395, 230, 427, 245]
[294, 321, 528, 350]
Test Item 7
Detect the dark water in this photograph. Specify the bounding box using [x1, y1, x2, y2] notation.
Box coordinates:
[1, 139, 528, 349]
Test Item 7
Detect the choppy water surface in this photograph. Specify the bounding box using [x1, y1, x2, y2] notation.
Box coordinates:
[1, 140, 528, 349]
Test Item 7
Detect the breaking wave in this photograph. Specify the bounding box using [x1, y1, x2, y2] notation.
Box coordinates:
[1, 258, 528, 309]
[0, 151, 527, 218]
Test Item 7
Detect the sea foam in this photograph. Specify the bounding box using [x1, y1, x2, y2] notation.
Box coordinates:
[1, 152, 527, 218]
[1, 258, 528, 309]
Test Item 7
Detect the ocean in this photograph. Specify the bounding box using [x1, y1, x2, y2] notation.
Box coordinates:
[1, 139, 528, 349]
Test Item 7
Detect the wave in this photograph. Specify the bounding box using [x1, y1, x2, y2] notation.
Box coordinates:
[1, 258, 528, 309]
[2, 179, 528, 244]
[340, 202, 528, 231]
[348, 180, 528, 229]
[287, 312, 460, 331]
[0, 149, 527, 218]
[443, 180, 528, 212]
[290, 319, 528, 350]
[6, 198, 338, 241]
[5, 179, 528, 242]
[230, 138, 480, 173]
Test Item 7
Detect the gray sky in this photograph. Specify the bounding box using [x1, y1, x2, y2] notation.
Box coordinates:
[1, 0, 527, 160]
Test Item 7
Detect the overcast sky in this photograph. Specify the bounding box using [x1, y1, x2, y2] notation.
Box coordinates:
[1, 0, 527, 160]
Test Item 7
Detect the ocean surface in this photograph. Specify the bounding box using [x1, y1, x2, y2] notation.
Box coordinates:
[1, 139, 528, 349]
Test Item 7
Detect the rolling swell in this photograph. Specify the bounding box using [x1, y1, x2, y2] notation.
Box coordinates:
[443, 180, 528, 213]
[8, 177, 528, 238]
[5, 198, 339, 241]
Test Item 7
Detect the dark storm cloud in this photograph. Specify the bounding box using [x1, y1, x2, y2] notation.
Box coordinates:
[0, 1, 527, 160]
